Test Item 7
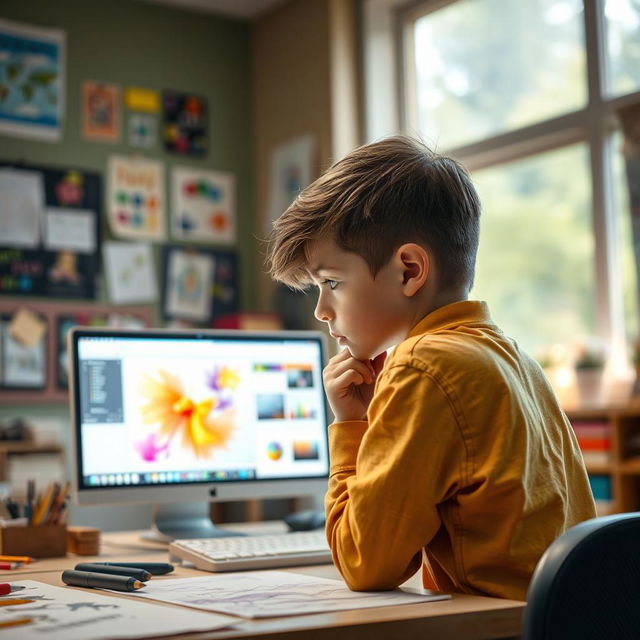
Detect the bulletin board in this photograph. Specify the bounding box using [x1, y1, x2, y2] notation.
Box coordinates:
[0, 300, 152, 404]
[0, 161, 101, 299]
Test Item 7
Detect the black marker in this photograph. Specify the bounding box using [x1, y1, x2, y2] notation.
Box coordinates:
[62, 570, 145, 592]
[74, 563, 151, 581]
[91, 562, 174, 575]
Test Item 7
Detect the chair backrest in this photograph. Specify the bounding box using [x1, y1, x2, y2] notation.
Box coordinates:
[522, 512, 640, 640]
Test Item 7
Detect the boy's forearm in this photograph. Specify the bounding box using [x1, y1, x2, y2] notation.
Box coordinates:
[324, 420, 422, 591]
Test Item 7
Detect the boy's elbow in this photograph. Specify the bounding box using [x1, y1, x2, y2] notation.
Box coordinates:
[342, 573, 400, 592]
[331, 544, 422, 592]
[334, 557, 403, 592]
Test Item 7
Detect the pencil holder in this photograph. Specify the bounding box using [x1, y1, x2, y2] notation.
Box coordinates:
[0, 524, 67, 558]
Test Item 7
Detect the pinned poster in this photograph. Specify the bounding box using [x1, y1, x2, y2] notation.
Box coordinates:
[162, 90, 207, 156]
[0, 168, 44, 248]
[129, 113, 156, 148]
[171, 166, 236, 244]
[267, 134, 316, 232]
[162, 246, 215, 322]
[82, 81, 120, 142]
[0, 315, 46, 389]
[124, 86, 160, 113]
[107, 155, 166, 241]
[0, 162, 100, 299]
[0, 18, 65, 141]
[103, 241, 157, 304]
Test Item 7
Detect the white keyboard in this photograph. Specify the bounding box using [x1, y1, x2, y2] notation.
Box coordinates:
[169, 531, 332, 572]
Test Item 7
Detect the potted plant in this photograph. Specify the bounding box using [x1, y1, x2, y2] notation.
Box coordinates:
[574, 342, 606, 406]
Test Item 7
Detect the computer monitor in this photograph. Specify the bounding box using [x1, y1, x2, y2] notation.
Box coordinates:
[68, 327, 330, 540]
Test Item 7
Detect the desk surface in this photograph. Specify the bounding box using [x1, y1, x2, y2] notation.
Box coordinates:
[1, 528, 525, 640]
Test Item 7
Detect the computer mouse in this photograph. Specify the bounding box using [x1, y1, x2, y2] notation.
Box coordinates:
[283, 509, 326, 532]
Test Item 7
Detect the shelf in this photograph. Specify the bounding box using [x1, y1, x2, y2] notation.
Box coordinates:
[618, 459, 640, 474]
[565, 403, 640, 515]
[0, 442, 63, 455]
[585, 462, 613, 475]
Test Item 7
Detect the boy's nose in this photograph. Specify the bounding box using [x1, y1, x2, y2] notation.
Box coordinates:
[314, 297, 332, 323]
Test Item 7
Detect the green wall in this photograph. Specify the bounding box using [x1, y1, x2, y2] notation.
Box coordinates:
[0, 0, 255, 530]
[0, 0, 255, 311]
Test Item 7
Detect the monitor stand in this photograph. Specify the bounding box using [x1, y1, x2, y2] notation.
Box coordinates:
[141, 502, 246, 543]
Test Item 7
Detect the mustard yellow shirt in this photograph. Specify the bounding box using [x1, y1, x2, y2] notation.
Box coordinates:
[325, 300, 596, 601]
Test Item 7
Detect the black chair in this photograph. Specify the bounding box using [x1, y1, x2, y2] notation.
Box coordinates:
[522, 512, 640, 640]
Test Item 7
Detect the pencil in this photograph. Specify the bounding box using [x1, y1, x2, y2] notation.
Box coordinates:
[0, 556, 35, 564]
[0, 617, 33, 628]
[0, 599, 34, 607]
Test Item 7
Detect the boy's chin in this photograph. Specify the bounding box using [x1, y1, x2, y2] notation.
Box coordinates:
[346, 345, 378, 362]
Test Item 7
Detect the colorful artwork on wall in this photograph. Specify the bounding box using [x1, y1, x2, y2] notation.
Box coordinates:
[82, 81, 120, 142]
[107, 155, 166, 241]
[171, 166, 235, 244]
[124, 86, 160, 114]
[162, 90, 207, 156]
[0, 18, 65, 141]
[128, 113, 156, 148]
[162, 245, 215, 323]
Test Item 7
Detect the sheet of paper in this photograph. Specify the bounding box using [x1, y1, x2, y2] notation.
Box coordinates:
[0, 169, 44, 248]
[0, 580, 236, 640]
[8, 307, 46, 348]
[126, 571, 451, 619]
[103, 241, 158, 304]
[44, 207, 97, 253]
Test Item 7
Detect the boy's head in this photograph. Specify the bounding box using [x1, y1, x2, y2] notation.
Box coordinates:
[268, 135, 481, 294]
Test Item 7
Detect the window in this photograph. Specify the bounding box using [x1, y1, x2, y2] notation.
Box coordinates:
[363, 0, 640, 370]
[408, 0, 587, 149]
[473, 144, 593, 354]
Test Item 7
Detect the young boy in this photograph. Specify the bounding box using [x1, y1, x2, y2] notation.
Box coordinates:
[267, 136, 596, 601]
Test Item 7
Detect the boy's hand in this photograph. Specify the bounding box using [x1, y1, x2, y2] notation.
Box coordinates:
[323, 349, 387, 422]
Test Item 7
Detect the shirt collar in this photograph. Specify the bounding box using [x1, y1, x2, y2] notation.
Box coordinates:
[408, 300, 494, 338]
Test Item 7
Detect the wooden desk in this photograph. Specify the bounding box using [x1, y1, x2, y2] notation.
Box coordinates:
[0, 530, 525, 640]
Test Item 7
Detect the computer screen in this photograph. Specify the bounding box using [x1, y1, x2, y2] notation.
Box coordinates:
[69, 328, 330, 538]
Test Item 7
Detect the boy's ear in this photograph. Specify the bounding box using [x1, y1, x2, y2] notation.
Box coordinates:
[395, 243, 429, 297]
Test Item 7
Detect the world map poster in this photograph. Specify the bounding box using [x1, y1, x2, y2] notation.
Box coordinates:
[0, 18, 65, 141]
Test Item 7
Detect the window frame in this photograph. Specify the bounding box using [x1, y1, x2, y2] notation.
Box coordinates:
[363, 0, 640, 365]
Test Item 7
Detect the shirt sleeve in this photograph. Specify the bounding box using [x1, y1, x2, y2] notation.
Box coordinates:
[325, 363, 467, 591]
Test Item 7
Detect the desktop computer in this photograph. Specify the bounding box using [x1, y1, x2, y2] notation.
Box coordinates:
[68, 327, 330, 543]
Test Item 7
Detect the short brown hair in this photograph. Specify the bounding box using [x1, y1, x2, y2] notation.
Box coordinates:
[267, 136, 481, 292]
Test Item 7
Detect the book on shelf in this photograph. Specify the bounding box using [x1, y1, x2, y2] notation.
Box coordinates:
[588, 474, 612, 501]
[581, 450, 612, 466]
[570, 420, 612, 464]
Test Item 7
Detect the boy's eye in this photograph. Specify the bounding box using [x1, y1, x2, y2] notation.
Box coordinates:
[321, 279, 338, 290]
